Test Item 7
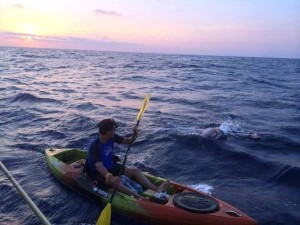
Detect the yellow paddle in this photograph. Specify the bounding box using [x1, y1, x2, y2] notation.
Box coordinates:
[96, 93, 151, 225]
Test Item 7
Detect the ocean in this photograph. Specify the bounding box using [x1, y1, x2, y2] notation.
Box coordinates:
[0, 46, 299, 225]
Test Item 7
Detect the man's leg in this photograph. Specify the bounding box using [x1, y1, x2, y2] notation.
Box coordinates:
[105, 178, 144, 199]
[124, 167, 169, 192]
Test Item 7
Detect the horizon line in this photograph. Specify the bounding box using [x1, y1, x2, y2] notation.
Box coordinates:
[1, 44, 299, 60]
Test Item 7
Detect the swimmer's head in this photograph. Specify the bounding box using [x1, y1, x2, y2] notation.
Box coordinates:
[219, 123, 230, 135]
[249, 133, 261, 141]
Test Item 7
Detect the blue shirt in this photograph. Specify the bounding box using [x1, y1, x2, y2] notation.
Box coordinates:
[86, 134, 124, 176]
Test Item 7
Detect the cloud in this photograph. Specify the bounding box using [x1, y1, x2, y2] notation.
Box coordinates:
[13, 4, 25, 9]
[93, 9, 122, 16]
[0, 32, 66, 42]
[0, 31, 119, 44]
[0, 31, 139, 52]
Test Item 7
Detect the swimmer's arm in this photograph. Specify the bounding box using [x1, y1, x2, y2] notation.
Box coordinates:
[233, 132, 261, 140]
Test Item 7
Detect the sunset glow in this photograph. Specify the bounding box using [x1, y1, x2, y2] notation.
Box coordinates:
[0, 0, 299, 58]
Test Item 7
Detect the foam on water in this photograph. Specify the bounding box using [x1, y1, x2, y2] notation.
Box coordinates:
[163, 120, 247, 138]
[127, 151, 153, 165]
[187, 183, 214, 195]
[219, 120, 245, 134]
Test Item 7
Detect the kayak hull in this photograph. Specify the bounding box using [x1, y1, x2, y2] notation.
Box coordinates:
[45, 148, 257, 225]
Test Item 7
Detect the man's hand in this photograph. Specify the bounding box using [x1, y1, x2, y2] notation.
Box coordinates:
[122, 125, 139, 144]
[132, 125, 138, 143]
[108, 176, 122, 186]
[133, 125, 138, 133]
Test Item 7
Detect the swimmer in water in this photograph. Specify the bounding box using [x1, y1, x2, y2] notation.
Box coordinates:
[201, 123, 261, 141]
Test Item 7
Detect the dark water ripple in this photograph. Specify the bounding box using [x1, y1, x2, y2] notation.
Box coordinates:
[0, 46, 300, 225]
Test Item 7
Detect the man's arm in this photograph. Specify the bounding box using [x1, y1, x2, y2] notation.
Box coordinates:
[114, 134, 136, 145]
[95, 162, 121, 186]
[122, 137, 136, 145]
[119, 125, 138, 145]
[95, 162, 110, 177]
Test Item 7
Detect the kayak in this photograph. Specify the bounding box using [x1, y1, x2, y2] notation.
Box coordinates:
[45, 148, 257, 225]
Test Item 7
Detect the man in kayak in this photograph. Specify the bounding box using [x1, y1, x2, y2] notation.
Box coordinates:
[85, 118, 169, 199]
[201, 123, 261, 141]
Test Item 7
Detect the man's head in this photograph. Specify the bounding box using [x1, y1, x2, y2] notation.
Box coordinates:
[98, 118, 117, 139]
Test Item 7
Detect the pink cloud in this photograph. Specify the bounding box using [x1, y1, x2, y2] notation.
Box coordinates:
[0, 31, 139, 52]
[93, 9, 122, 16]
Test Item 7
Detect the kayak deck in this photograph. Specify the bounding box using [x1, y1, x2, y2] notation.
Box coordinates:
[45, 148, 257, 225]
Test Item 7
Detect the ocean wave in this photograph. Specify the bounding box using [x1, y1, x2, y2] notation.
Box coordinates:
[121, 90, 140, 100]
[40, 130, 68, 140]
[214, 147, 300, 188]
[271, 165, 300, 187]
[10, 92, 61, 104]
[60, 114, 96, 132]
[7, 143, 42, 152]
[24, 64, 50, 72]
[169, 129, 300, 188]
[19, 53, 60, 59]
[74, 102, 98, 111]
[20, 53, 45, 58]
[52, 88, 76, 93]
[168, 62, 205, 70]
[54, 65, 71, 69]
[122, 63, 135, 68]
[247, 76, 288, 89]
[0, 213, 22, 225]
[121, 75, 145, 80]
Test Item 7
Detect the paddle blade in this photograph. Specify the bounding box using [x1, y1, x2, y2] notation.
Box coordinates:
[96, 203, 111, 225]
[137, 93, 151, 121]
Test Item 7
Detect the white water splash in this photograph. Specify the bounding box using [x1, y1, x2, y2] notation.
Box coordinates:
[187, 183, 214, 195]
[219, 120, 245, 134]
[154, 119, 246, 137]
[127, 151, 153, 165]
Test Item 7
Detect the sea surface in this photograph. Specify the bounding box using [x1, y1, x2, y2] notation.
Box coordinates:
[0, 46, 299, 225]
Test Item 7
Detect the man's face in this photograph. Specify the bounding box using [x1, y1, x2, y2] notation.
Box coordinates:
[107, 126, 116, 139]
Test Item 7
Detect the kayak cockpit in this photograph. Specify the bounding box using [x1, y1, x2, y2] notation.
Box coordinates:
[47, 148, 183, 201]
[50, 148, 87, 164]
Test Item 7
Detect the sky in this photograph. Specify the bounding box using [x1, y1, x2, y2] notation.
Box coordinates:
[0, 0, 299, 58]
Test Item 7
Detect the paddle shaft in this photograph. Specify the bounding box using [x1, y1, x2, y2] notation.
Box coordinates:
[109, 120, 140, 203]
